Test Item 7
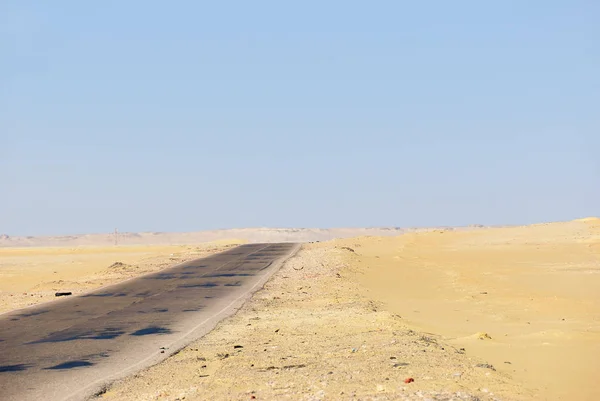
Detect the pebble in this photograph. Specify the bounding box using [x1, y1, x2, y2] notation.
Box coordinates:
[475, 363, 496, 371]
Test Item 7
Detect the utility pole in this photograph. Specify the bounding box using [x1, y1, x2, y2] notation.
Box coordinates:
[114, 228, 119, 246]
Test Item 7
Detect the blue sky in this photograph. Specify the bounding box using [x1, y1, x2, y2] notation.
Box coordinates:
[1, 1, 598, 236]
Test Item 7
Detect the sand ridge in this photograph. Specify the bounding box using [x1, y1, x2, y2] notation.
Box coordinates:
[0, 228, 412, 248]
[356, 219, 600, 400]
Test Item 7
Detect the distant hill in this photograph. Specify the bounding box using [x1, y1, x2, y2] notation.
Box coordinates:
[0, 227, 422, 248]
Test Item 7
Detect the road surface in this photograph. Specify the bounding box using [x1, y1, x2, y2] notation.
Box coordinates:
[0, 243, 299, 401]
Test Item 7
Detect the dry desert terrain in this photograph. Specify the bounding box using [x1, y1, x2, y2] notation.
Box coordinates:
[1, 221, 598, 400]
[0, 241, 241, 314]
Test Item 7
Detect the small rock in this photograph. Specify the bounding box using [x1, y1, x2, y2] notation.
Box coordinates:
[404, 377, 414, 384]
[477, 332, 492, 340]
[475, 363, 496, 371]
[108, 262, 126, 269]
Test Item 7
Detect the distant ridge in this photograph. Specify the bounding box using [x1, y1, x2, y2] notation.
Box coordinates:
[0, 227, 418, 248]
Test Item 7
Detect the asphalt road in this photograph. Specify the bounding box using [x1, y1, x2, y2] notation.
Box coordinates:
[0, 243, 298, 401]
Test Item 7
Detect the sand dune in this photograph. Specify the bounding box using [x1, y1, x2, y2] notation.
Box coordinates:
[355, 219, 600, 400]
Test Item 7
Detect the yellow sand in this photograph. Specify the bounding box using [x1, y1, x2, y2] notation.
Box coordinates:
[351, 219, 600, 400]
[3, 222, 598, 400]
[103, 242, 531, 400]
[0, 241, 241, 314]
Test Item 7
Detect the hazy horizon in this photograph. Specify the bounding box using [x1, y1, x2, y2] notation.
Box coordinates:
[3, 218, 599, 238]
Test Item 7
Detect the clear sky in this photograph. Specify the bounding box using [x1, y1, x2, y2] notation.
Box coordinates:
[1, 1, 598, 236]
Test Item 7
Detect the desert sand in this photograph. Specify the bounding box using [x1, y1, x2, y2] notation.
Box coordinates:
[0, 228, 412, 248]
[100, 242, 527, 401]
[0, 227, 415, 315]
[2, 220, 597, 400]
[99, 220, 598, 401]
[357, 218, 600, 400]
[0, 241, 241, 314]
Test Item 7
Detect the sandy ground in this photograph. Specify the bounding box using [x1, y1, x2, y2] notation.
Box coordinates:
[0, 241, 241, 314]
[3, 220, 597, 400]
[99, 244, 534, 401]
[356, 218, 600, 401]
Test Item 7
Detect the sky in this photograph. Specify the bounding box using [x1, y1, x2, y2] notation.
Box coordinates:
[1, 1, 598, 236]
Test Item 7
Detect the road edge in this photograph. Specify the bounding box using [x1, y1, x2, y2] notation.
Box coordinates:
[0, 243, 245, 318]
[70, 243, 302, 401]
